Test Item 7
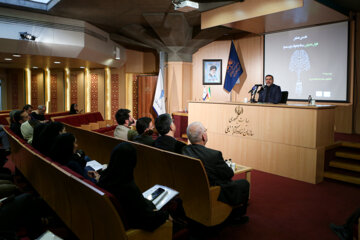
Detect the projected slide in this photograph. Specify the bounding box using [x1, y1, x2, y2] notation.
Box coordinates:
[265, 22, 348, 101]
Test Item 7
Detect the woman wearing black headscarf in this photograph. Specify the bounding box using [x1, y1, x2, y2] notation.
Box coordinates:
[70, 104, 79, 114]
[50, 133, 99, 182]
[98, 143, 169, 232]
[36, 122, 65, 156]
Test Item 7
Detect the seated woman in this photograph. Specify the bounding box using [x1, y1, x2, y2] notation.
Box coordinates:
[70, 103, 80, 114]
[98, 143, 169, 231]
[50, 133, 99, 182]
[35, 122, 65, 156]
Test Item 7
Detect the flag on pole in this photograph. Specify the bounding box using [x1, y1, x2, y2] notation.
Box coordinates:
[153, 69, 166, 116]
[202, 86, 212, 101]
[224, 41, 243, 92]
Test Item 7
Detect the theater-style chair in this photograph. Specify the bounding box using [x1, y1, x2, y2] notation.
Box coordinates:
[280, 91, 289, 104]
[6, 127, 172, 240]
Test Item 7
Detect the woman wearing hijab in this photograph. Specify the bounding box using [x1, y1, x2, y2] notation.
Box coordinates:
[35, 122, 65, 156]
[98, 143, 169, 231]
[50, 133, 99, 182]
[70, 104, 80, 114]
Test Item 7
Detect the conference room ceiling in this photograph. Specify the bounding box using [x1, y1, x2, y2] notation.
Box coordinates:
[0, 0, 358, 54]
[0, 53, 106, 69]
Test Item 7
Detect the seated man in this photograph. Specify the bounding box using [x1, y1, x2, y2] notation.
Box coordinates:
[23, 104, 33, 119]
[133, 117, 155, 146]
[114, 109, 138, 141]
[258, 74, 282, 104]
[30, 105, 48, 122]
[153, 113, 186, 154]
[183, 122, 249, 222]
[10, 110, 29, 139]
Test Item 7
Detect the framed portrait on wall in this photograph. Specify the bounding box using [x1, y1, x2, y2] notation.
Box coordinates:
[203, 59, 222, 85]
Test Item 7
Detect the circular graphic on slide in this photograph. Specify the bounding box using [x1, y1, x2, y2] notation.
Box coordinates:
[289, 50, 310, 96]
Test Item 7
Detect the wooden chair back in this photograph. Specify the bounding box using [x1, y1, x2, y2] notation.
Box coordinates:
[64, 123, 232, 226]
[4, 127, 147, 239]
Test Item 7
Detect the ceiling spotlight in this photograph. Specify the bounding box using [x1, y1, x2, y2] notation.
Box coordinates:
[32, 66, 38, 69]
[4, 58, 12, 61]
[54, 61, 61, 64]
[12, 54, 21, 57]
[19, 32, 37, 41]
[80, 66, 85, 69]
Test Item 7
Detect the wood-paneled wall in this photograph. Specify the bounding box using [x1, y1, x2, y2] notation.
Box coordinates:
[191, 31, 355, 133]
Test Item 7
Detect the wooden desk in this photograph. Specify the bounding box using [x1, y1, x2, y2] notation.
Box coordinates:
[189, 101, 336, 184]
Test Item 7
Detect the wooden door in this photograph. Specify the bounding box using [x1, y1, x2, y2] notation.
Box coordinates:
[137, 75, 157, 121]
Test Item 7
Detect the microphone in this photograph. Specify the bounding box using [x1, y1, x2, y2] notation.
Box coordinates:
[249, 84, 263, 94]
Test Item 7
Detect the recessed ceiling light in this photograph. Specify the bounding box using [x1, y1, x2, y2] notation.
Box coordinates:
[80, 66, 85, 69]
[4, 58, 12, 61]
[32, 66, 38, 69]
[12, 54, 21, 57]
[54, 61, 61, 64]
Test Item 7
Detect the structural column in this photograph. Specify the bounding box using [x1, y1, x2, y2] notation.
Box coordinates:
[24, 68, 31, 105]
[105, 67, 111, 120]
[64, 68, 70, 111]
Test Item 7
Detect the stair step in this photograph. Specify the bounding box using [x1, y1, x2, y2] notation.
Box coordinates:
[335, 152, 360, 161]
[342, 141, 360, 149]
[324, 171, 360, 185]
[329, 160, 360, 173]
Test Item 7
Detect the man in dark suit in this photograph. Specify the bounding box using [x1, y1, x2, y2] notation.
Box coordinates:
[182, 122, 249, 223]
[258, 74, 282, 104]
[153, 113, 186, 154]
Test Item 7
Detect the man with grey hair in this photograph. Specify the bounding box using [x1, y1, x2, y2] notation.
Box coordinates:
[183, 121, 249, 223]
[30, 105, 48, 122]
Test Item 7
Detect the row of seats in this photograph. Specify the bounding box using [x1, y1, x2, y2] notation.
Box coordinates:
[64, 123, 235, 227]
[52, 112, 104, 127]
[5, 126, 172, 240]
[0, 111, 70, 126]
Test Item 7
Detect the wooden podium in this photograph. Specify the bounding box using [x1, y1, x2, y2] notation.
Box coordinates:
[188, 101, 336, 184]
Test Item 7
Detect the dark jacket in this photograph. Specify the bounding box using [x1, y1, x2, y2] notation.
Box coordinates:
[134, 135, 155, 146]
[258, 84, 282, 104]
[98, 143, 168, 231]
[10, 123, 23, 139]
[183, 144, 249, 206]
[153, 135, 186, 154]
[30, 112, 45, 121]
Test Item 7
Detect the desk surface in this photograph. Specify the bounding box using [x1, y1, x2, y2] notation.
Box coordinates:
[189, 101, 336, 110]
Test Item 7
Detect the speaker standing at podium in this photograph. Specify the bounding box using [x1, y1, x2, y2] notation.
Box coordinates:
[258, 75, 282, 104]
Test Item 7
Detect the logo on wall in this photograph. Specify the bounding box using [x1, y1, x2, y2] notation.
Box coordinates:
[225, 106, 254, 136]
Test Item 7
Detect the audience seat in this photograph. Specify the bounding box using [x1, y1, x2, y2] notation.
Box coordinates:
[64, 123, 235, 226]
[52, 112, 104, 127]
[5, 127, 172, 240]
[44, 111, 70, 121]
[0, 113, 10, 125]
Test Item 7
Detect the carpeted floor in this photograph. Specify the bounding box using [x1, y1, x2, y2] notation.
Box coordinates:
[199, 170, 360, 240]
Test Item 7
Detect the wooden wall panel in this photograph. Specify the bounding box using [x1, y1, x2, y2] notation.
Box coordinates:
[89, 69, 105, 117]
[167, 62, 184, 114]
[50, 73, 58, 112]
[137, 75, 157, 121]
[75, 71, 85, 113]
[189, 101, 335, 183]
[31, 70, 44, 108]
[192, 33, 355, 133]
[125, 49, 144, 73]
[111, 67, 126, 119]
[182, 63, 192, 111]
[143, 52, 158, 73]
[55, 71, 64, 112]
[192, 41, 232, 102]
